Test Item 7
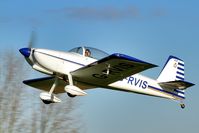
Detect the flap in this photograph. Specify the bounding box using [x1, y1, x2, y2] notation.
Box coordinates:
[71, 53, 157, 86]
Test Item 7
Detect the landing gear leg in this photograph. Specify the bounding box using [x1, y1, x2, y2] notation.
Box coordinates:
[65, 73, 76, 97]
[40, 77, 61, 104]
[49, 77, 58, 95]
[67, 73, 73, 85]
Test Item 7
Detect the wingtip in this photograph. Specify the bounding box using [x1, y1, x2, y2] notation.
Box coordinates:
[22, 80, 27, 84]
[147, 63, 158, 69]
[112, 53, 158, 69]
[152, 64, 158, 68]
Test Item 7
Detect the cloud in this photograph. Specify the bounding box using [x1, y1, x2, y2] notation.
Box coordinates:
[47, 6, 140, 20]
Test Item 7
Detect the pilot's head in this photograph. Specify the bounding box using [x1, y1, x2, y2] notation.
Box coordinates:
[85, 49, 91, 57]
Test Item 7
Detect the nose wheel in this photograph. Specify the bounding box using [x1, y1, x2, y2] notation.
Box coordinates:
[40, 78, 61, 104]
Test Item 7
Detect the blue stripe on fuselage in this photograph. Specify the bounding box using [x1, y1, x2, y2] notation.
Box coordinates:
[148, 85, 185, 99]
[174, 89, 185, 94]
[36, 51, 86, 67]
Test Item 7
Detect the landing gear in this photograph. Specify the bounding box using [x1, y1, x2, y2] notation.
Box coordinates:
[40, 92, 61, 104]
[64, 73, 87, 96]
[180, 103, 185, 109]
[179, 100, 185, 109]
[40, 73, 86, 104]
[67, 92, 76, 98]
[40, 78, 61, 104]
[42, 99, 52, 104]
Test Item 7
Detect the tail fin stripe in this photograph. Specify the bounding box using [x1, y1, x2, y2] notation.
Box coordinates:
[176, 76, 184, 80]
[176, 75, 184, 79]
[178, 62, 184, 67]
[177, 71, 184, 76]
[157, 55, 185, 83]
[177, 68, 184, 72]
[177, 69, 184, 74]
[177, 67, 184, 71]
[177, 65, 184, 69]
[176, 75, 184, 80]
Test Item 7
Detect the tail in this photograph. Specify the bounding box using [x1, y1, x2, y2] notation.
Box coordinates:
[157, 55, 185, 82]
[157, 56, 194, 100]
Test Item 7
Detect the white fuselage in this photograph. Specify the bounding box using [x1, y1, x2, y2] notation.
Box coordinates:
[27, 48, 182, 101]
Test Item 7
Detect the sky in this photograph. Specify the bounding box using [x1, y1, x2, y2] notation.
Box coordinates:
[1, 0, 199, 133]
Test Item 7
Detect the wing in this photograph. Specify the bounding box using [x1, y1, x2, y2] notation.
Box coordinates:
[23, 77, 95, 94]
[71, 53, 157, 86]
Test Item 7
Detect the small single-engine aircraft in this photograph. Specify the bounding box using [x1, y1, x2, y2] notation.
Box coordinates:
[19, 46, 194, 108]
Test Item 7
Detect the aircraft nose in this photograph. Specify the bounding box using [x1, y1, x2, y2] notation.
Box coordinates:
[19, 48, 31, 57]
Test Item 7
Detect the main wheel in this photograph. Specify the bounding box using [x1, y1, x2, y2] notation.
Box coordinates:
[67, 93, 76, 98]
[42, 100, 52, 104]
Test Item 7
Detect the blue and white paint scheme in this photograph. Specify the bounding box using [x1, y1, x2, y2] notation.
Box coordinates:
[19, 46, 194, 108]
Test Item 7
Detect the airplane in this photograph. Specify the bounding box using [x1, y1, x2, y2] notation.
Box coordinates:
[19, 46, 194, 109]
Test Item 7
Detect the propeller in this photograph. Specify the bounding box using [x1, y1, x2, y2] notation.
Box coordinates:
[19, 31, 37, 57]
[28, 31, 36, 48]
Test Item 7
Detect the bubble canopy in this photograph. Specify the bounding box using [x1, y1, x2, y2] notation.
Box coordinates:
[69, 46, 109, 60]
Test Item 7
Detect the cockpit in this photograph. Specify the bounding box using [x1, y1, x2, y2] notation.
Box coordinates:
[69, 46, 109, 60]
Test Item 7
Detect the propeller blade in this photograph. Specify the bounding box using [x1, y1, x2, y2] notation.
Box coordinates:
[28, 31, 36, 48]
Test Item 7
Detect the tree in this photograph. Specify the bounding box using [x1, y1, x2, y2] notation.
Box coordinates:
[0, 50, 83, 133]
[0, 50, 26, 133]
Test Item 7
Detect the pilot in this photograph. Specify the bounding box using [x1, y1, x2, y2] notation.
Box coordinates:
[85, 49, 91, 57]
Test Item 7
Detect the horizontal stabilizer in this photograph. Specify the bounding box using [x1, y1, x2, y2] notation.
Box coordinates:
[159, 81, 195, 90]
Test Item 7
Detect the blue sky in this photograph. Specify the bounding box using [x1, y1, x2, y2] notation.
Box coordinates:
[1, 0, 199, 133]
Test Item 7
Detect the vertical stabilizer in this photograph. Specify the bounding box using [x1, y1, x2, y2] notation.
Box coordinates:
[157, 56, 185, 82]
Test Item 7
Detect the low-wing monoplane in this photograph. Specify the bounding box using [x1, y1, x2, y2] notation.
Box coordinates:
[19, 46, 194, 108]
